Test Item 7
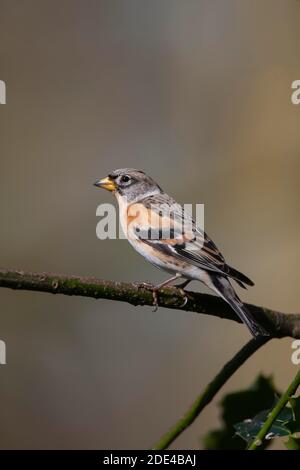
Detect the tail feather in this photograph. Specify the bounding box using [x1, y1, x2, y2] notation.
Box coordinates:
[223, 292, 269, 337]
[226, 266, 254, 287]
[208, 275, 269, 337]
[234, 278, 248, 290]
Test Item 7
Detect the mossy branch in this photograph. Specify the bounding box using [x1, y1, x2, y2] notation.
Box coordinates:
[0, 268, 299, 338]
[0, 267, 298, 449]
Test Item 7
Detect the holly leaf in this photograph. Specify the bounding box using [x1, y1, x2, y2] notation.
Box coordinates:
[234, 404, 292, 444]
[235, 395, 300, 449]
[202, 375, 279, 450]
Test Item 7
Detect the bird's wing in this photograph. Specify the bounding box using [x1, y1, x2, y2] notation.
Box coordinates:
[130, 193, 253, 286]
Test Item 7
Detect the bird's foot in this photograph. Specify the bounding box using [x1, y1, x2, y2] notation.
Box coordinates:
[133, 281, 159, 311]
[133, 281, 155, 290]
[178, 288, 189, 308]
[151, 289, 159, 312]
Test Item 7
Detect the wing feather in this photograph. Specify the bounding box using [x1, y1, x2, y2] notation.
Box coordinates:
[131, 193, 254, 287]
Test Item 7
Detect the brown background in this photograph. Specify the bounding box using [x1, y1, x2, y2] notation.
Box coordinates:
[0, 0, 300, 449]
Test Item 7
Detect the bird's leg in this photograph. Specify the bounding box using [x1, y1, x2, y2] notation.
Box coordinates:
[134, 274, 188, 311]
[151, 274, 182, 311]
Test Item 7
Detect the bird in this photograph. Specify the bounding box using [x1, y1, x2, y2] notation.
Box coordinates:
[94, 168, 269, 337]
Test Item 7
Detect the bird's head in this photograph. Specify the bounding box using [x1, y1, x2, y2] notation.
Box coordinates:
[94, 168, 161, 202]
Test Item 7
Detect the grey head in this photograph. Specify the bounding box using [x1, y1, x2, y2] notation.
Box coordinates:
[94, 168, 162, 202]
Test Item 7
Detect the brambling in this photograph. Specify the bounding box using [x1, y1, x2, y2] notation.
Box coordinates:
[94, 168, 269, 337]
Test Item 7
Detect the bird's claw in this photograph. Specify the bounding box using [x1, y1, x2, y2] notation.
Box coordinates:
[133, 281, 159, 311]
[134, 280, 188, 310]
[178, 288, 189, 308]
[152, 290, 159, 312]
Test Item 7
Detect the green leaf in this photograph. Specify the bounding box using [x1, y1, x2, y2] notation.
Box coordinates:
[234, 405, 292, 444]
[202, 375, 279, 450]
[234, 393, 300, 449]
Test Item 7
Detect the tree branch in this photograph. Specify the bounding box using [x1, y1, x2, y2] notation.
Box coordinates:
[0, 268, 299, 338]
[152, 336, 269, 450]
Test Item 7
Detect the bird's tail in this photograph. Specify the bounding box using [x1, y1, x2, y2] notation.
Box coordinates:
[208, 275, 269, 338]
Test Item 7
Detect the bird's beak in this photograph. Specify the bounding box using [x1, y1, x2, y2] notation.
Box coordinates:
[94, 176, 117, 192]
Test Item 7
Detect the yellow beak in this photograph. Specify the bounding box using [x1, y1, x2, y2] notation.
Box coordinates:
[94, 176, 117, 192]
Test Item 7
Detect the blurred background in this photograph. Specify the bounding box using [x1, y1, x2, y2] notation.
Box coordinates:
[0, 0, 300, 449]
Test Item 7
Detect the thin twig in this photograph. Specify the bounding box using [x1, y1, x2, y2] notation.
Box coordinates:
[152, 336, 269, 450]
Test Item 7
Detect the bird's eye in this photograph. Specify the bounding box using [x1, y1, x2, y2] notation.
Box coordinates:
[120, 175, 131, 183]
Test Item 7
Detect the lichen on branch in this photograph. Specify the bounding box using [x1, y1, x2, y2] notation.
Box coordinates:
[0, 268, 299, 338]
